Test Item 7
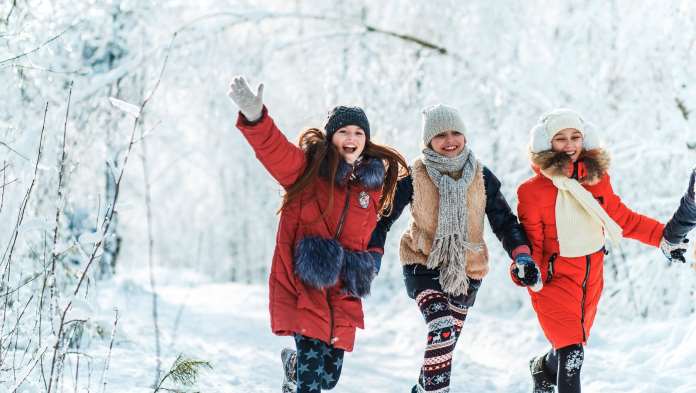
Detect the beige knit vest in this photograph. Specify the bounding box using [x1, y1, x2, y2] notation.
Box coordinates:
[399, 159, 490, 279]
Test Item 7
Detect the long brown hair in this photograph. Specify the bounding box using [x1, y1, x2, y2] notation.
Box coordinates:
[279, 128, 408, 217]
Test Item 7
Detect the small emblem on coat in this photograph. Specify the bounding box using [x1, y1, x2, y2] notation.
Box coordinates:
[359, 191, 370, 208]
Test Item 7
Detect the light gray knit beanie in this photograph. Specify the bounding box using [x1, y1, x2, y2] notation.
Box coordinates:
[421, 104, 466, 146]
[529, 108, 601, 153]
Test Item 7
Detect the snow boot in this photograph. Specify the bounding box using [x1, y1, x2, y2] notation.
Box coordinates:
[281, 348, 297, 393]
[529, 354, 555, 393]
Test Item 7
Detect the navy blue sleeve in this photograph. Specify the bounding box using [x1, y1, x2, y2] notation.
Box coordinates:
[482, 166, 530, 257]
[368, 174, 413, 251]
[664, 169, 696, 243]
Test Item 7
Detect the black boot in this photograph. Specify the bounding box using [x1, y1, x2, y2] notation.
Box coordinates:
[529, 354, 555, 393]
[281, 348, 297, 393]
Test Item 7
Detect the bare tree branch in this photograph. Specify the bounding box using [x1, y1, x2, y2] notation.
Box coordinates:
[100, 309, 118, 393]
[0, 23, 81, 66]
[73, 31, 177, 297]
[363, 24, 447, 54]
[1, 63, 90, 76]
[0, 141, 30, 162]
[173, 11, 449, 55]
[140, 117, 162, 386]
[2, 0, 16, 26]
[50, 82, 72, 280]
[0, 103, 48, 368]
[0, 161, 7, 213]
[9, 346, 48, 392]
[46, 301, 71, 393]
[0, 272, 41, 298]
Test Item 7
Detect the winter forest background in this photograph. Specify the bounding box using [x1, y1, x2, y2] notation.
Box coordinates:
[1, 0, 696, 392]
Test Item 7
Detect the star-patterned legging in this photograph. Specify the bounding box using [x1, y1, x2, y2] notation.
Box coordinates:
[294, 334, 344, 392]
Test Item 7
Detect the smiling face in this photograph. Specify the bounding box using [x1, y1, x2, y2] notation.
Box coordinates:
[331, 125, 366, 164]
[430, 130, 466, 157]
[551, 128, 584, 162]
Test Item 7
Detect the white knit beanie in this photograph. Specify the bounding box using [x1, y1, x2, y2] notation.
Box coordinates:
[421, 104, 466, 146]
[529, 108, 601, 153]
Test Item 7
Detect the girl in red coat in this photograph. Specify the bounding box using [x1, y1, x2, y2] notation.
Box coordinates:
[512, 108, 685, 393]
[228, 76, 407, 393]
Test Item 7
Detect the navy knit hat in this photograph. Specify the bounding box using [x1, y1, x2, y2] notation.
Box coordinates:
[324, 106, 370, 141]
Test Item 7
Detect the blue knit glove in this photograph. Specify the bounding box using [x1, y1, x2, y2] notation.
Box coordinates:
[369, 251, 383, 274]
[512, 253, 543, 292]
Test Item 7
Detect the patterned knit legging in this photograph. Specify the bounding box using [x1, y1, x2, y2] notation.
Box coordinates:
[294, 335, 344, 393]
[415, 289, 468, 393]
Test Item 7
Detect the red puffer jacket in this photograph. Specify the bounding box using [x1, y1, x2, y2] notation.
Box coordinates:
[236, 107, 382, 351]
[513, 157, 664, 349]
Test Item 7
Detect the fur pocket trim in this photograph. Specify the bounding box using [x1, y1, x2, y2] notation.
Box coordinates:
[294, 236, 344, 288]
[341, 250, 376, 297]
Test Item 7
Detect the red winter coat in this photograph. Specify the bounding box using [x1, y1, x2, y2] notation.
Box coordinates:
[514, 157, 664, 349]
[236, 108, 381, 351]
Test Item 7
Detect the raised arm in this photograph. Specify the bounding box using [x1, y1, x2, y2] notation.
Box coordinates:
[229, 76, 306, 188]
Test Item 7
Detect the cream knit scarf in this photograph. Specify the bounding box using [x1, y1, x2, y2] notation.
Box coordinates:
[541, 169, 622, 257]
[422, 147, 482, 295]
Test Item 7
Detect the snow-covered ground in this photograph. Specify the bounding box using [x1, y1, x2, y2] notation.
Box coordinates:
[81, 269, 696, 393]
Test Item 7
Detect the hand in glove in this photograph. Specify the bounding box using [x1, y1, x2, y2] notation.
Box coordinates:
[659, 237, 688, 263]
[227, 76, 264, 122]
[511, 253, 543, 292]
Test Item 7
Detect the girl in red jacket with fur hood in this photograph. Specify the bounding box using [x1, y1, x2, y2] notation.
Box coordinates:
[512, 108, 685, 393]
[228, 76, 407, 393]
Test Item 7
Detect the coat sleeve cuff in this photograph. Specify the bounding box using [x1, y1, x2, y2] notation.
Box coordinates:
[236, 105, 268, 127]
[510, 245, 531, 260]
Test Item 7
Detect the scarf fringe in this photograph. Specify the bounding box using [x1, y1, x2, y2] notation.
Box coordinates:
[428, 234, 482, 296]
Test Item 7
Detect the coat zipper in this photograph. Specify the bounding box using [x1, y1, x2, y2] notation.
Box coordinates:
[580, 255, 591, 342]
[546, 253, 557, 283]
[327, 290, 335, 344]
[328, 187, 352, 345]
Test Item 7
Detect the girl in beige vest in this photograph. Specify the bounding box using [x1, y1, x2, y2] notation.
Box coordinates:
[368, 104, 539, 393]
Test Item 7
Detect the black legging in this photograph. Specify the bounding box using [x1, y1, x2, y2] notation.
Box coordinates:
[544, 344, 584, 393]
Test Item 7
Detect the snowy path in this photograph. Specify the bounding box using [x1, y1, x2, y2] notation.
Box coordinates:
[94, 271, 696, 393]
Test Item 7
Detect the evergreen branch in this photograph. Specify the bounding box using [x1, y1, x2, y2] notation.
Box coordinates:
[154, 354, 212, 392]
